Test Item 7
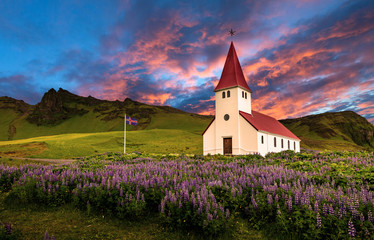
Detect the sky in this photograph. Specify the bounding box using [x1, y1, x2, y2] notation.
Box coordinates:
[0, 0, 373, 123]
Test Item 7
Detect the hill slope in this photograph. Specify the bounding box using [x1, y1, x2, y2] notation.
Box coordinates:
[280, 111, 374, 151]
[0, 88, 212, 140]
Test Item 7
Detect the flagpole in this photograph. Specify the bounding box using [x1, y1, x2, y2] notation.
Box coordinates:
[124, 114, 126, 154]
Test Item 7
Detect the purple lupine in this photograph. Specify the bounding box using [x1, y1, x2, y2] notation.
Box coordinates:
[314, 201, 319, 213]
[322, 203, 328, 216]
[44, 231, 49, 240]
[267, 194, 273, 205]
[328, 204, 335, 216]
[348, 219, 356, 238]
[251, 195, 258, 209]
[368, 210, 373, 223]
[225, 209, 230, 219]
[287, 195, 293, 212]
[360, 213, 365, 222]
[277, 204, 281, 215]
[275, 194, 279, 203]
[316, 213, 322, 228]
[4, 222, 12, 235]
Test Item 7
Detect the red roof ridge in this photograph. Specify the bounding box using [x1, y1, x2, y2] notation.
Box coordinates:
[239, 110, 300, 140]
[202, 117, 215, 135]
[214, 42, 252, 92]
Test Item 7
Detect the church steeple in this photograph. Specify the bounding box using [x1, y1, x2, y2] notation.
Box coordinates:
[214, 42, 252, 92]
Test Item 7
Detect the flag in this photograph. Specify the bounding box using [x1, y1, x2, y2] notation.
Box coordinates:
[126, 116, 138, 126]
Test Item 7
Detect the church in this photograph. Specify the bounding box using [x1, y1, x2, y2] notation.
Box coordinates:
[202, 42, 300, 156]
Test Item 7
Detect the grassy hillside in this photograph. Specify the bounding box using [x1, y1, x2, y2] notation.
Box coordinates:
[280, 111, 374, 151]
[0, 129, 203, 158]
[0, 88, 213, 140]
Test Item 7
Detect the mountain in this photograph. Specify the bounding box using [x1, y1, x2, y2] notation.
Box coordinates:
[1, 89, 373, 152]
[280, 111, 374, 151]
[0, 88, 213, 140]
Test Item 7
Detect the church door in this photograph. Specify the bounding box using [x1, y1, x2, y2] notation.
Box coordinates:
[223, 138, 232, 155]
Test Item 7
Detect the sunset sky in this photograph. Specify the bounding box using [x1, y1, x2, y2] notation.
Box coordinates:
[1, 0, 373, 123]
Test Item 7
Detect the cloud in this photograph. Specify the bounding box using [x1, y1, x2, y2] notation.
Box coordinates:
[0, 74, 41, 103]
[2, 0, 373, 125]
[238, 0, 374, 124]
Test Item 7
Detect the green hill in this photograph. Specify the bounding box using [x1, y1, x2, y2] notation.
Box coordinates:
[1, 89, 374, 157]
[279, 111, 374, 151]
[0, 88, 213, 141]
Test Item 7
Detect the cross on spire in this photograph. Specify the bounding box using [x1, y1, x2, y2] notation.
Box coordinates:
[229, 28, 236, 37]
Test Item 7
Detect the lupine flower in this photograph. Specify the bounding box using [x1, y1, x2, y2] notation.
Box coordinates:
[348, 219, 356, 238]
[225, 209, 230, 219]
[4, 222, 12, 235]
[316, 213, 322, 228]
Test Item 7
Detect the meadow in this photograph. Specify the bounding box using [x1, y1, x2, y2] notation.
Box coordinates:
[0, 129, 202, 159]
[1, 150, 373, 239]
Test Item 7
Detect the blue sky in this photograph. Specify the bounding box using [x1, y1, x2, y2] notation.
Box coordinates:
[0, 0, 373, 123]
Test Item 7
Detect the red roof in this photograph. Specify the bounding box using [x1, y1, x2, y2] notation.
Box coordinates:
[214, 42, 252, 92]
[202, 117, 215, 135]
[240, 110, 300, 140]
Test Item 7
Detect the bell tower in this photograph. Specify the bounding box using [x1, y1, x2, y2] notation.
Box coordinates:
[213, 42, 252, 155]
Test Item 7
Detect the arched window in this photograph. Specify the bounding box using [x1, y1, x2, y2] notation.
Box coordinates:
[222, 92, 225, 98]
[242, 91, 244, 98]
[261, 135, 264, 144]
[288, 140, 290, 150]
[281, 139, 284, 148]
[245, 92, 247, 99]
[274, 137, 277, 147]
[227, 90, 230, 98]
[294, 142, 296, 150]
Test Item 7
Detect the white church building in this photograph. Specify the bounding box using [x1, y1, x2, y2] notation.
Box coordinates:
[202, 42, 300, 156]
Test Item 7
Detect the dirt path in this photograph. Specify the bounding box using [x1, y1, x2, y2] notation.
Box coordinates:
[8, 157, 77, 165]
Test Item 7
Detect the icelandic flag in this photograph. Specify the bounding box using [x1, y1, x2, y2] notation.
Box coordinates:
[126, 116, 138, 126]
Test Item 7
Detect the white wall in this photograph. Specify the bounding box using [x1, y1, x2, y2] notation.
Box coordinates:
[215, 88, 240, 154]
[239, 115, 258, 154]
[257, 132, 268, 156]
[258, 131, 300, 156]
[214, 87, 253, 155]
[203, 120, 216, 155]
[237, 88, 251, 114]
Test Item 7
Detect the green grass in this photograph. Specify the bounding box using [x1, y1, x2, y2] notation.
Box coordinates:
[0, 157, 50, 166]
[0, 129, 203, 159]
[280, 111, 374, 151]
[0, 109, 18, 141]
[9, 110, 125, 140]
[146, 112, 211, 134]
[0, 197, 265, 240]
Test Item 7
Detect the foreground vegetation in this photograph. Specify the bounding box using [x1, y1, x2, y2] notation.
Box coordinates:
[1, 151, 374, 239]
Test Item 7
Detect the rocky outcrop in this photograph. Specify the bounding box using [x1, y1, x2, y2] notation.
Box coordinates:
[26, 88, 88, 125]
[0, 96, 30, 113]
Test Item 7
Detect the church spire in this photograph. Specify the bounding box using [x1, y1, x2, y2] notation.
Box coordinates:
[214, 42, 252, 92]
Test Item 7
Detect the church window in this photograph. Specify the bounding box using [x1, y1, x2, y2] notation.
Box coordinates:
[227, 90, 230, 98]
[288, 140, 290, 150]
[222, 92, 226, 98]
[294, 142, 296, 150]
[242, 91, 244, 98]
[274, 137, 277, 147]
[281, 139, 284, 148]
[245, 92, 247, 99]
[261, 135, 264, 144]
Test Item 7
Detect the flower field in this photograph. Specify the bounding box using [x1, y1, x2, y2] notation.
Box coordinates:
[1, 151, 374, 239]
